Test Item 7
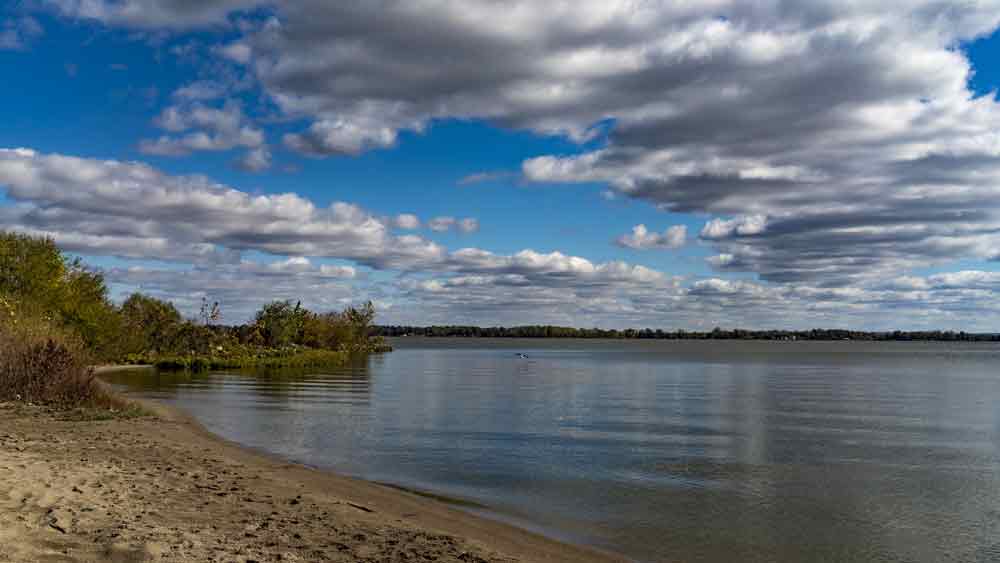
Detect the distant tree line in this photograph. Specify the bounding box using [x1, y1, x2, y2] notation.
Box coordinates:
[375, 325, 1000, 342]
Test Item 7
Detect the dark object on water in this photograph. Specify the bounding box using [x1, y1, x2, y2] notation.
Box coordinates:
[516, 353, 529, 359]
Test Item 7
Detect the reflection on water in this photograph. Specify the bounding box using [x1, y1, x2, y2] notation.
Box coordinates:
[105, 339, 1000, 562]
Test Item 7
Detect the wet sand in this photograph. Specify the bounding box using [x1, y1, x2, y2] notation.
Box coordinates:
[0, 399, 625, 562]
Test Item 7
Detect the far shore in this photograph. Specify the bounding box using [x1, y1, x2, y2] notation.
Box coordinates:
[0, 381, 624, 563]
[92, 364, 155, 374]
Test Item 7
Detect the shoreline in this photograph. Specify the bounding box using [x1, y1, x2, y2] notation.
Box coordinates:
[0, 391, 626, 563]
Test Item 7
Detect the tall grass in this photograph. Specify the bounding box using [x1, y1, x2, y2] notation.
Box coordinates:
[127, 348, 352, 372]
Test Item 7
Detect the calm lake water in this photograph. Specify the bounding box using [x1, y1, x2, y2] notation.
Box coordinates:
[105, 338, 1000, 562]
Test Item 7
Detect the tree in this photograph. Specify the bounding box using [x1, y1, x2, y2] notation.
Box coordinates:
[60, 267, 121, 357]
[0, 233, 68, 314]
[0, 232, 121, 358]
[120, 293, 183, 353]
[254, 300, 307, 348]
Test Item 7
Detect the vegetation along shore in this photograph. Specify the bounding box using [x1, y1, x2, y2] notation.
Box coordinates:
[376, 325, 1000, 342]
[0, 231, 622, 562]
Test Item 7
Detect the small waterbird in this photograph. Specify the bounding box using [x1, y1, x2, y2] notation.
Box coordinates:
[516, 353, 529, 359]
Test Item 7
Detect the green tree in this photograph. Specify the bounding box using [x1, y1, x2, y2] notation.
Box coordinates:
[0, 232, 121, 358]
[120, 293, 183, 353]
[0, 233, 68, 313]
[254, 300, 307, 348]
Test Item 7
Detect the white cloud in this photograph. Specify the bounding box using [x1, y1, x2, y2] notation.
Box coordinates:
[393, 213, 421, 230]
[427, 217, 455, 233]
[218, 41, 251, 64]
[139, 100, 264, 156]
[0, 148, 439, 268]
[6, 148, 1000, 329]
[616, 224, 686, 250]
[45, 0, 258, 28]
[172, 81, 227, 101]
[237, 256, 356, 279]
[234, 145, 271, 172]
[457, 218, 479, 233]
[427, 216, 479, 234]
[700, 215, 768, 240]
[20, 2, 1000, 327]
[106, 260, 361, 321]
[43, 3, 1000, 283]
[283, 118, 398, 157]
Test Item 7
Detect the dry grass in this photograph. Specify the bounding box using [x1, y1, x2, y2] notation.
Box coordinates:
[0, 304, 140, 413]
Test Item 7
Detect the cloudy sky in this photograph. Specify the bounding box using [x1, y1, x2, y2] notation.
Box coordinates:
[3, 1, 1000, 330]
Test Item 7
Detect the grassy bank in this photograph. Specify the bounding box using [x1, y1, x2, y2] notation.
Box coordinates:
[125, 348, 355, 371]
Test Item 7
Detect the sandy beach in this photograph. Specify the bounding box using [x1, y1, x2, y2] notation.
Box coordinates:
[0, 398, 624, 563]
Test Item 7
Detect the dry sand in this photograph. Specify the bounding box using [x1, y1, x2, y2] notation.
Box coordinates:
[0, 399, 625, 563]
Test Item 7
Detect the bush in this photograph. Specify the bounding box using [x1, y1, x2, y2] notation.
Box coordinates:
[0, 309, 126, 410]
[254, 300, 307, 348]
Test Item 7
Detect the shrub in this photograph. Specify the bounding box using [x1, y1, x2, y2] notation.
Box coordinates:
[0, 308, 126, 410]
[254, 300, 307, 348]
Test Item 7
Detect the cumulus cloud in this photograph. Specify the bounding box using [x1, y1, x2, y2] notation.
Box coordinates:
[616, 224, 686, 250]
[458, 218, 479, 234]
[700, 215, 767, 240]
[283, 118, 398, 157]
[234, 145, 271, 172]
[393, 213, 421, 230]
[6, 147, 1000, 328]
[21, 2, 1000, 327]
[217, 41, 251, 64]
[220, 1, 1000, 284]
[0, 148, 644, 284]
[427, 217, 455, 233]
[45, 0, 258, 28]
[172, 80, 228, 101]
[391, 266, 1000, 331]
[0, 148, 441, 267]
[0, 148, 718, 324]
[43, 2, 1000, 283]
[139, 100, 264, 157]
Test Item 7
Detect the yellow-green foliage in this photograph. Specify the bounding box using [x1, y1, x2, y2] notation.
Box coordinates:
[126, 299, 390, 372]
[0, 233, 121, 360]
[2, 231, 390, 380]
[127, 348, 351, 372]
[254, 299, 386, 353]
[119, 292, 185, 354]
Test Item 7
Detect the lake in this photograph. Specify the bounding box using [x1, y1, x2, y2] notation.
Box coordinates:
[105, 338, 1000, 562]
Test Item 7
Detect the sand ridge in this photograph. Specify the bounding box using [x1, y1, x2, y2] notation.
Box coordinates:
[0, 401, 624, 563]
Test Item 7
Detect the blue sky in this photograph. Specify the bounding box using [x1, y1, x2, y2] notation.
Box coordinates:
[0, 22, 708, 268]
[4, 2, 1000, 330]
